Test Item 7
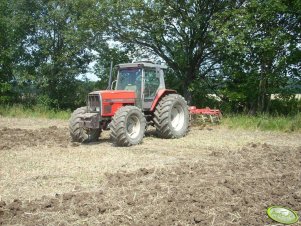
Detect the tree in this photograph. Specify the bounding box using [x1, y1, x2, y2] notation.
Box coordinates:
[93, 45, 130, 90]
[27, 0, 96, 109]
[0, 0, 36, 104]
[93, 0, 235, 103]
[213, 0, 301, 113]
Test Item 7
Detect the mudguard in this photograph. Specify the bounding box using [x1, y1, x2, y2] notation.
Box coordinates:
[150, 89, 177, 111]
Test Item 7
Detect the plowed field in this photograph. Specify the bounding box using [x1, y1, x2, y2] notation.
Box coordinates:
[0, 117, 300, 225]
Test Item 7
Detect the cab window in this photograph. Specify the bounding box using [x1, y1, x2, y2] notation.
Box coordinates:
[144, 69, 160, 98]
[117, 68, 142, 91]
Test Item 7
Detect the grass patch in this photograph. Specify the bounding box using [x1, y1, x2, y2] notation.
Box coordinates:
[0, 105, 70, 120]
[222, 113, 301, 132]
[1, 105, 300, 132]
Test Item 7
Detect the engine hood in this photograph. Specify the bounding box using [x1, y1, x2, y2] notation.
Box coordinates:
[89, 90, 136, 117]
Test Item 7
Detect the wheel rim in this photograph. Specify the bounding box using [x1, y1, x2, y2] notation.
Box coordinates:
[170, 103, 185, 131]
[126, 114, 141, 139]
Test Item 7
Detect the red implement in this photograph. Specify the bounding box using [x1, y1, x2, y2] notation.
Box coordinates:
[189, 106, 222, 123]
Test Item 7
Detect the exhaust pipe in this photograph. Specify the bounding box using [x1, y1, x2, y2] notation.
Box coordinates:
[107, 61, 113, 90]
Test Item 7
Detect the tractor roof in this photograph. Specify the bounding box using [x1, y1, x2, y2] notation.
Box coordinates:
[116, 62, 167, 69]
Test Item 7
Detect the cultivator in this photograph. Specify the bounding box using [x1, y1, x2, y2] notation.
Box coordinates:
[189, 106, 222, 124]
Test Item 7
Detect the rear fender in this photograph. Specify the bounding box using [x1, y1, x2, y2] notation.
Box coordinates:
[150, 89, 177, 111]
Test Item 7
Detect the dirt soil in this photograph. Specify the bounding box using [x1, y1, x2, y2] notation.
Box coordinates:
[0, 117, 301, 225]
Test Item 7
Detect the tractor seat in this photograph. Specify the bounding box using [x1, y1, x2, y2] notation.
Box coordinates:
[124, 84, 136, 91]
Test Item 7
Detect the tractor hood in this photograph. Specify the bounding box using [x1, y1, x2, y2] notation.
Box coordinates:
[89, 90, 136, 117]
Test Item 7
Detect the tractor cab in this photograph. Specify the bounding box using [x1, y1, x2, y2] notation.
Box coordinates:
[115, 62, 167, 109]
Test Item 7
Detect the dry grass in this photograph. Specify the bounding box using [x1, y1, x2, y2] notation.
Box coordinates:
[0, 116, 67, 129]
[1, 117, 301, 203]
[1, 117, 301, 225]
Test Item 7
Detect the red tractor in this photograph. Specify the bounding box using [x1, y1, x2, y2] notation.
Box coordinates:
[69, 61, 190, 146]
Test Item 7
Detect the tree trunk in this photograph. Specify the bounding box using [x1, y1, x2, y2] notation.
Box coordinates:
[248, 101, 257, 115]
[182, 71, 194, 105]
[257, 63, 269, 113]
[183, 87, 192, 105]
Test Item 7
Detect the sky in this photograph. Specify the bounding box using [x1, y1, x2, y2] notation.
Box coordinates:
[77, 61, 100, 81]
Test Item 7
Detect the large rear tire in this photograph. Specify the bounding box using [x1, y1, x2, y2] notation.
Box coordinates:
[154, 94, 189, 138]
[110, 106, 146, 146]
[69, 107, 101, 143]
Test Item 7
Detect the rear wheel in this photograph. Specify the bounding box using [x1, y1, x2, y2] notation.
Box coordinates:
[110, 106, 146, 146]
[69, 107, 101, 143]
[154, 94, 189, 138]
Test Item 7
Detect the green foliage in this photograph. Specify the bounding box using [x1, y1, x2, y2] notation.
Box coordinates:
[93, 46, 130, 90]
[223, 113, 301, 132]
[0, 0, 300, 115]
[0, 0, 35, 104]
[0, 0, 106, 109]
[0, 82, 14, 103]
[212, 0, 301, 113]
[269, 98, 301, 115]
[94, 0, 232, 102]
[29, 0, 96, 109]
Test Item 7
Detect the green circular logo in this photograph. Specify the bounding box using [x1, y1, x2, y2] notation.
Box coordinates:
[267, 206, 299, 225]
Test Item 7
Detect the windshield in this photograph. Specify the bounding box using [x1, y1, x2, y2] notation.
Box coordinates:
[116, 68, 142, 91]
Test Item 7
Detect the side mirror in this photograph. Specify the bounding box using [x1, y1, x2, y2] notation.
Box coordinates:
[111, 80, 117, 90]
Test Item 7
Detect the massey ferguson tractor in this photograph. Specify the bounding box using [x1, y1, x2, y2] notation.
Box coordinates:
[69, 61, 221, 146]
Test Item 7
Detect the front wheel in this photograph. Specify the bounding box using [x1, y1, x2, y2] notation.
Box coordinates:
[153, 94, 189, 138]
[110, 106, 146, 146]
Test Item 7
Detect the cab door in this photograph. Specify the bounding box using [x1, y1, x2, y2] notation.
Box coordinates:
[142, 68, 160, 110]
